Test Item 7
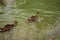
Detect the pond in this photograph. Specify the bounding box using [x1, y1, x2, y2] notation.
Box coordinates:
[0, 0, 60, 40]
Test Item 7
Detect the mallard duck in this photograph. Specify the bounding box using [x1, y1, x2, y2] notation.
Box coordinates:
[28, 11, 39, 22]
[0, 21, 18, 33]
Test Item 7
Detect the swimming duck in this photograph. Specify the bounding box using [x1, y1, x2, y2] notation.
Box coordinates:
[28, 11, 39, 22]
[0, 21, 18, 33]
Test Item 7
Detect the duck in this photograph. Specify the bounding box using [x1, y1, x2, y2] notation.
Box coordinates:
[28, 11, 39, 22]
[0, 21, 18, 33]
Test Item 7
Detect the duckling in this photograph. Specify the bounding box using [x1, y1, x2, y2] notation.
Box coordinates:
[0, 21, 18, 33]
[28, 11, 39, 22]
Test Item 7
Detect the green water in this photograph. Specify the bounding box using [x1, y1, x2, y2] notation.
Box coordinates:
[0, 0, 60, 40]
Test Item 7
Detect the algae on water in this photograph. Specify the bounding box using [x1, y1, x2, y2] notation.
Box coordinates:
[0, 0, 60, 40]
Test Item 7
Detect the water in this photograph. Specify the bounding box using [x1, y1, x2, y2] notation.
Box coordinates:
[0, 0, 60, 40]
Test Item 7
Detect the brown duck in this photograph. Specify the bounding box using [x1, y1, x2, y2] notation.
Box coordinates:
[0, 21, 18, 33]
[28, 11, 39, 22]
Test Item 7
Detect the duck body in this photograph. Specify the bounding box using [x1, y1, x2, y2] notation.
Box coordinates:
[28, 11, 39, 22]
[0, 21, 18, 33]
[28, 16, 37, 22]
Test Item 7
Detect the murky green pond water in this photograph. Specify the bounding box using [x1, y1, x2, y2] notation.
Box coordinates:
[0, 0, 60, 40]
